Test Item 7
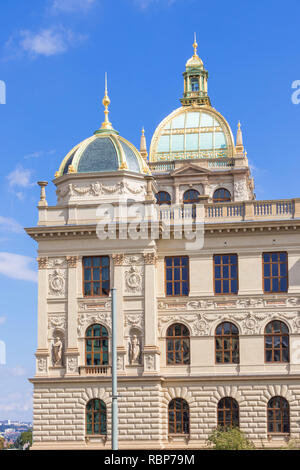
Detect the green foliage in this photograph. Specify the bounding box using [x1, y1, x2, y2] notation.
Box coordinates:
[0, 437, 4, 450]
[207, 427, 255, 450]
[14, 430, 32, 450]
[281, 439, 300, 450]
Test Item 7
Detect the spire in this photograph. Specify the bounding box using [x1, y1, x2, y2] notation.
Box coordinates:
[140, 127, 148, 161]
[193, 32, 198, 58]
[101, 73, 113, 130]
[236, 121, 244, 153]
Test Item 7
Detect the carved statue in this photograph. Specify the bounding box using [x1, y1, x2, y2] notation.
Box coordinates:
[52, 336, 63, 367]
[129, 335, 141, 365]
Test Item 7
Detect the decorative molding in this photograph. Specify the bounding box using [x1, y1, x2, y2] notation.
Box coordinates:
[56, 181, 146, 200]
[66, 356, 78, 374]
[48, 257, 67, 269]
[125, 313, 144, 330]
[78, 301, 110, 312]
[158, 310, 300, 336]
[48, 269, 66, 297]
[78, 312, 112, 337]
[144, 354, 155, 371]
[143, 252, 158, 265]
[112, 254, 125, 266]
[158, 296, 300, 312]
[124, 255, 144, 266]
[125, 266, 143, 294]
[37, 357, 47, 373]
[48, 315, 67, 334]
[67, 256, 78, 268]
[37, 257, 48, 269]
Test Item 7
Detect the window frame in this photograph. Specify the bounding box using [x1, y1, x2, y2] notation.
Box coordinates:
[215, 322, 240, 365]
[262, 252, 288, 294]
[183, 189, 200, 204]
[267, 396, 290, 435]
[86, 398, 107, 436]
[264, 321, 289, 364]
[85, 324, 109, 367]
[166, 323, 190, 366]
[165, 256, 190, 297]
[82, 256, 110, 298]
[168, 398, 190, 435]
[213, 188, 231, 203]
[217, 397, 239, 429]
[156, 191, 171, 205]
[213, 254, 239, 295]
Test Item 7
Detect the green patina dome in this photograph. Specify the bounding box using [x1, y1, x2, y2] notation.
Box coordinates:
[56, 129, 150, 177]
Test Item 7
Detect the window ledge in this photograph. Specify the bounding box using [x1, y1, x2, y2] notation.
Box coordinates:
[168, 434, 190, 443]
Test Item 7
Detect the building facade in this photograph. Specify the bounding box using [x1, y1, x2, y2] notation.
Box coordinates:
[27, 39, 300, 449]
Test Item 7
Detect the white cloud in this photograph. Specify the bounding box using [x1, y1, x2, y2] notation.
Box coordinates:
[52, 0, 97, 13]
[20, 27, 71, 57]
[0, 391, 32, 414]
[24, 149, 56, 160]
[134, 0, 175, 8]
[17, 27, 86, 58]
[7, 166, 34, 188]
[0, 253, 37, 283]
[0, 216, 23, 234]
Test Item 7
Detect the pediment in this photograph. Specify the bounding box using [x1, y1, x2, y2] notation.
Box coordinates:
[171, 163, 211, 177]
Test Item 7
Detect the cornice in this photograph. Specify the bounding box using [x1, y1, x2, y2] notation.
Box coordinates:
[25, 219, 300, 241]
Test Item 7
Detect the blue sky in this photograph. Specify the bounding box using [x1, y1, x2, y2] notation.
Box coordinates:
[0, 0, 300, 421]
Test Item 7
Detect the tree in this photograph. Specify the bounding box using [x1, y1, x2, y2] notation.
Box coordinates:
[207, 427, 255, 450]
[0, 437, 4, 450]
[14, 430, 32, 450]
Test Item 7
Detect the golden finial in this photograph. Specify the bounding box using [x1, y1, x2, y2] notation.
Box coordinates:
[193, 32, 198, 57]
[101, 72, 113, 130]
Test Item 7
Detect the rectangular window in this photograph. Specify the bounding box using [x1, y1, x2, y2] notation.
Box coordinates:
[214, 254, 238, 295]
[165, 256, 189, 297]
[263, 252, 288, 293]
[83, 256, 110, 297]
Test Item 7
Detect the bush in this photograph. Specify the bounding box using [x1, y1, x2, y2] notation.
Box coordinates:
[207, 427, 255, 450]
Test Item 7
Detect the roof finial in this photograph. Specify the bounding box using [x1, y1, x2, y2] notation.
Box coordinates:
[101, 72, 113, 130]
[140, 127, 148, 162]
[236, 120, 244, 153]
[193, 32, 198, 57]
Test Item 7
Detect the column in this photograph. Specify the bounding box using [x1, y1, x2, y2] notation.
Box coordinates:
[112, 254, 126, 374]
[143, 252, 160, 375]
[35, 257, 49, 376]
[65, 256, 80, 376]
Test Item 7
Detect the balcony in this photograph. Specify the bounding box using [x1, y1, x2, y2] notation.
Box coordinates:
[79, 366, 111, 376]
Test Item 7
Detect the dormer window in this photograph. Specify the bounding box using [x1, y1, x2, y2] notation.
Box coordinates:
[190, 76, 199, 92]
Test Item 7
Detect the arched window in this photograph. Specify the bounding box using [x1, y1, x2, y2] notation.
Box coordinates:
[166, 323, 190, 365]
[213, 188, 231, 203]
[218, 397, 239, 428]
[85, 324, 109, 366]
[183, 189, 200, 204]
[215, 322, 239, 364]
[265, 321, 289, 363]
[86, 399, 107, 435]
[267, 397, 290, 434]
[156, 191, 171, 205]
[168, 398, 189, 435]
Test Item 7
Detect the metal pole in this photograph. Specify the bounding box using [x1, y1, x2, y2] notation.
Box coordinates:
[111, 288, 118, 450]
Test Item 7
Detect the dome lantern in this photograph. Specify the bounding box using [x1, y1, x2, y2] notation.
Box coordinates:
[180, 34, 210, 107]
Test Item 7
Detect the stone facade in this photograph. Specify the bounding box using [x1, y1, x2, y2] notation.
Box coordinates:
[27, 44, 300, 450]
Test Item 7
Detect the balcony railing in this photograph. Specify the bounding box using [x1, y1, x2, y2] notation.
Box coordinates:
[79, 366, 111, 376]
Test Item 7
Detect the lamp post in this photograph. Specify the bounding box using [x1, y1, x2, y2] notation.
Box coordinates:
[111, 288, 118, 450]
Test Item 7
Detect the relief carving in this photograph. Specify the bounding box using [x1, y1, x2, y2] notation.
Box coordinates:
[48, 269, 66, 297]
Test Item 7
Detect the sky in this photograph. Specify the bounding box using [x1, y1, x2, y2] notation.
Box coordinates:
[0, 0, 300, 421]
